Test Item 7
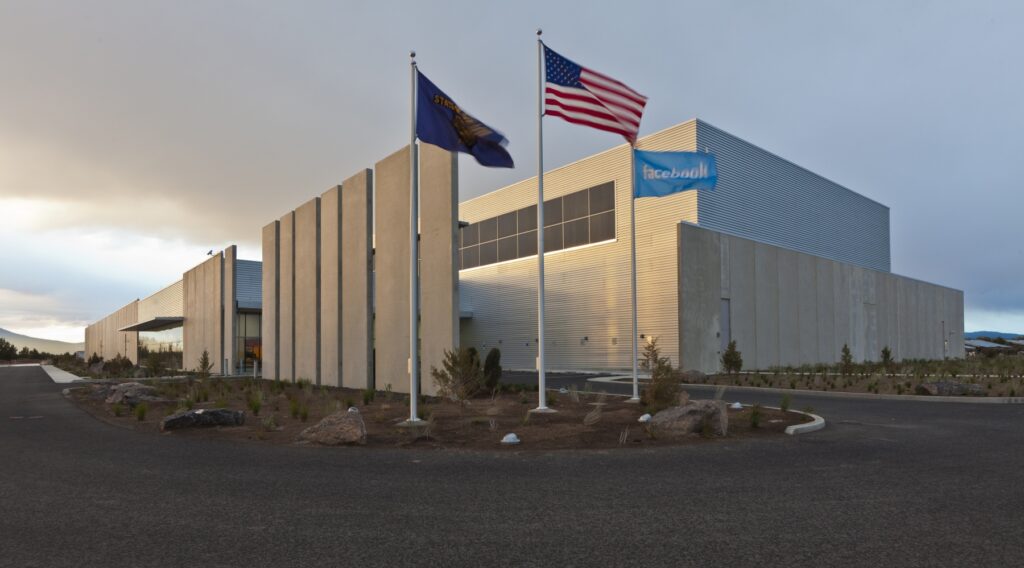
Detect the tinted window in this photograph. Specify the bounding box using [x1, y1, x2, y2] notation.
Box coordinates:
[478, 218, 498, 243]
[497, 236, 517, 262]
[563, 217, 589, 248]
[518, 230, 537, 258]
[462, 223, 479, 246]
[479, 240, 497, 265]
[497, 212, 517, 238]
[543, 198, 562, 226]
[544, 224, 563, 252]
[563, 190, 589, 221]
[590, 210, 615, 242]
[589, 182, 615, 213]
[462, 245, 479, 269]
[518, 205, 537, 232]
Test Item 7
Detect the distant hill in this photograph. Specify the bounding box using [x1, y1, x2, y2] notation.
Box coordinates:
[965, 331, 1023, 340]
[0, 328, 84, 355]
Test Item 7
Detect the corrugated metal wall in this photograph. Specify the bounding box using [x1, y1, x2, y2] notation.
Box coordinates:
[694, 120, 891, 272]
[236, 260, 262, 307]
[136, 280, 183, 322]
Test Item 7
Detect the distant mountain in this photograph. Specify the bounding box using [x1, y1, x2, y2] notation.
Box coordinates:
[0, 328, 84, 355]
[965, 331, 1023, 340]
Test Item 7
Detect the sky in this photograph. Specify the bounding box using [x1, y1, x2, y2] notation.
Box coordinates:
[1, 0, 1022, 343]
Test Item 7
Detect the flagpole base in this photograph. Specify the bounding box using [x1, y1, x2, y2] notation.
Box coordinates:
[625, 397, 641, 403]
[397, 418, 425, 427]
[529, 406, 557, 414]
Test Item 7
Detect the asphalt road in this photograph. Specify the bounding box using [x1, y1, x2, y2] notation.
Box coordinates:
[3, 365, 1023, 568]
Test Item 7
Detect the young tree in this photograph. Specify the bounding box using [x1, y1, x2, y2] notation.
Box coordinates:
[880, 346, 894, 375]
[721, 340, 743, 374]
[483, 348, 502, 391]
[197, 349, 213, 379]
[431, 347, 483, 401]
[840, 344, 853, 376]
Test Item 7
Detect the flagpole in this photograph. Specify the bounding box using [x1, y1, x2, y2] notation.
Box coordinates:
[533, 29, 552, 413]
[408, 50, 422, 423]
[627, 144, 641, 402]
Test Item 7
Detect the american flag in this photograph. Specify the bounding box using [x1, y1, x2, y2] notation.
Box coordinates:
[544, 44, 647, 144]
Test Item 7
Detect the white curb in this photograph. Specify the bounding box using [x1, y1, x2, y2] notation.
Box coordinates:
[41, 365, 84, 384]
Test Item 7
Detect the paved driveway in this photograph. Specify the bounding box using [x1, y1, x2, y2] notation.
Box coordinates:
[2, 365, 1022, 567]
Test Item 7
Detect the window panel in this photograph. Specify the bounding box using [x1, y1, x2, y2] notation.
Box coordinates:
[563, 217, 589, 248]
[479, 240, 497, 265]
[563, 189, 589, 221]
[544, 224, 564, 252]
[462, 245, 479, 269]
[497, 236, 517, 262]
[518, 205, 537, 232]
[589, 182, 615, 213]
[497, 212, 517, 238]
[478, 217, 498, 243]
[461, 223, 479, 247]
[543, 198, 562, 226]
[589, 210, 616, 242]
[517, 230, 537, 258]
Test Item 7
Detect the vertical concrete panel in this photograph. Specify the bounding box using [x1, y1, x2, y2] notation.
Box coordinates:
[849, 266, 864, 361]
[728, 236, 756, 368]
[279, 211, 295, 381]
[183, 253, 223, 373]
[832, 263, 851, 361]
[261, 221, 280, 380]
[419, 144, 458, 396]
[374, 146, 412, 393]
[815, 258, 836, 362]
[678, 223, 721, 372]
[797, 254, 819, 363]
[754, 243, 779, 369]
[294, 198, 321, 384]
[320, 186, 342, 387]
[776, 248, 800, 367]
[224, 245, 237, 373]
[341, 170, 374, 390]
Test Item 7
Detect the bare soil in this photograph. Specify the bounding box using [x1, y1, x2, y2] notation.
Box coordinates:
[68, 378, 810, 451]
[694, 372, 1021, 397]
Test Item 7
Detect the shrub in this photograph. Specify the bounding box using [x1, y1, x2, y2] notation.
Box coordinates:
[840, 344, 854, 376]
[344, 397, 354, 409]
[144, 353, 165, 378]
[362, 388, 375, 406]
[640, 340, 682, 413]
[261, 416, 278, 432]
[299, 405, 309, 422]
[780, 394, 791, 413]
[134, 403, 148, 422]
[248, 393, 262, 416]
[483, 348, 502, 391]
[112, 403, 124, 417]
[721, 340, 743, 374]
[289, 398, 300, 419]
[881, 346, 894, 375]
[431, 347, 483, 401]
[750, 404, 762, 429]
[197, 350, 213, 379]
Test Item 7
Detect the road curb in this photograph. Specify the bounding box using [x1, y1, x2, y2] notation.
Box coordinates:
[743, 405, 825, 435]
[587, 376, 1024, 404]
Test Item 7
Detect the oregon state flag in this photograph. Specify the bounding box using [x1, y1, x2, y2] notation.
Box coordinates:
[416, 71, 514, 168]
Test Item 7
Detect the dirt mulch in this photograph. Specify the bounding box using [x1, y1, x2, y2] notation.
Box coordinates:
[67, 378, 810, 451]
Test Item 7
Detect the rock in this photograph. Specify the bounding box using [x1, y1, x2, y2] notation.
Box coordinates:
[681, 370, 708, 384]
[105, 382, 160, 406]
[637, 413, 652, 423]
[298, 410, 367, 446]
[161, 408, 246, 431]
[501, 433, 520, 445]
[915, 381, 986, 397]
[651, 400, 728, 436]
[729, 402, 743, 410]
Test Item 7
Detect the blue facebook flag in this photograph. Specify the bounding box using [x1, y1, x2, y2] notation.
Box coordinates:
[633, 149, 717, 198]
[416, 71, 514, 168]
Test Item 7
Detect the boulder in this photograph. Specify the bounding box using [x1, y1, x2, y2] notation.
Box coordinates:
[651, 400, 728, 436]
[915, 381, 986, 397]
[681, 370, 709, 384]
[298, 409, 367, 446]
[105, 382, 160, 406]
[160, 408, 246, 431]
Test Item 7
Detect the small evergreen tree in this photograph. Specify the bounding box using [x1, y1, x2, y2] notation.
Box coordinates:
[0, 338, 16, 360]
[840, 344, 853, 376]
[483, 347, 502, 391]
[431, 347, 483, 401]
[721, 340, 743, 374]
[197, 349, 213, 379]
[880, 346, 894, 375]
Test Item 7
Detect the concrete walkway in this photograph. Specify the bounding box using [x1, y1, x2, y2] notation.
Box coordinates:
[40, 364, 83, 384]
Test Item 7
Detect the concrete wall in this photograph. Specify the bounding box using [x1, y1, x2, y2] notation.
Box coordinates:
[341, 169, 373, 390]
[320, 186, 342, 387]
[223, 245, 237, 373]
[294, 198, 321, 384]
[84, 300, 139, 363]
[373, 146, 412, 393]
[678, 223, 964, 372]
[183, 253, 223, 373]
[261, 221, 280, 380]
[418, 143, 459, 396]
[279, 211, 295, 381]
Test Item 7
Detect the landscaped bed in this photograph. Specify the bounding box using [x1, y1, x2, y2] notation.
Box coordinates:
[66, 377, 811, 450]
[668, 371, 1022, 397]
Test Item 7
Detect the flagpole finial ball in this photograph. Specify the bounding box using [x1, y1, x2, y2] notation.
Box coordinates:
[410, 50, 416, 59]
[537, 29, 542, 36]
